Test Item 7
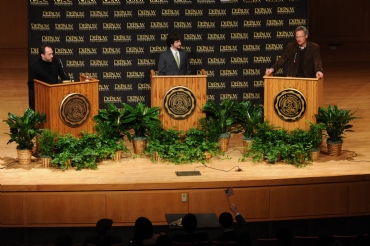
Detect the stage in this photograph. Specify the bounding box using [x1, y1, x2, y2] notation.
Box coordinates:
[1, 44, 370, 228]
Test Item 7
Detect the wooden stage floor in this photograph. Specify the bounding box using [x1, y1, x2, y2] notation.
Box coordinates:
[1, 45, 370, 226]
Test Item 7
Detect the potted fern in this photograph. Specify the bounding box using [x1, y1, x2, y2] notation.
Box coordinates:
[315, 105, 360, 156]
[307, 121, 326, 161]
[37, 128, 59, 167]
[3, 108, 46, 165]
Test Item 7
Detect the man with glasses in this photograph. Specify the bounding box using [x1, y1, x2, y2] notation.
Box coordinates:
[265, 26, 323, 78]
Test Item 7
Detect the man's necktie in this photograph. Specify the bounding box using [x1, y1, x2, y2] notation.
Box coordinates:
[175, 51, 180, 68]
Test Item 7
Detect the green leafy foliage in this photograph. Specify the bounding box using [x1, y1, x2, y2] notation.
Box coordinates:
[146, 127, 221, 164]
[121, 102, 160, 140]
[241, 122, 313, 167]
[51, 132, 128, 171]
[235, 101, 264, 140]
[315, 105, 360, 144]
[93, 103, 126, 141]
[3, 108, 46, 150]
[37, 129, 59, 157]
[202, 99, 240, 138]
[307, 121, 326, 151]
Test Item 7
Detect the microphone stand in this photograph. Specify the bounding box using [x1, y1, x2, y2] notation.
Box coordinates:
[290, 52, 297, 77]
[58, 59, 72, 82]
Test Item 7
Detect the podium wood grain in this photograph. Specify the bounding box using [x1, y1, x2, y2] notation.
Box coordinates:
[150, 70, 207, 131]
[263, 76, 323, 130]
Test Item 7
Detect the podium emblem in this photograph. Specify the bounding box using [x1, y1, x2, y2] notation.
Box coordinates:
[60, 93, 91, 128]
[164, 86, 196, 119]
[274, 88, 306, 122]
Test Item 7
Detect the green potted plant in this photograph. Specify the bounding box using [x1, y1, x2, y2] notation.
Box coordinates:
[36, 128, 59, 167]
[3, 108, 46, 165]
[94, 103, 129, 159]
[121, 102, 161, 155]
[315, 105, 360, 156]
[235, 101, 264, 151]
[93, 102, 127, 141]
[202, 99, 239, 152]
[51, 133, 79, 169]
[283, 128, 312, 166]
[307, 121, 326, 161]
[240, 121, 276, 163]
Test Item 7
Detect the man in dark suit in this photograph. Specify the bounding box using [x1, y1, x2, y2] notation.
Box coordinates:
[158, 32, 191, 75]
[265, 26, 323, 78]
[214, 203, 252, 246]
[28, 43, 70, 110]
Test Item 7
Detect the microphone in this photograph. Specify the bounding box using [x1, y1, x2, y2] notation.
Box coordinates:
[58, 59, 72, 82]
[291, 52, 297, 77]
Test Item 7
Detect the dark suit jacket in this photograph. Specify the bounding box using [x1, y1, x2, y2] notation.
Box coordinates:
[271, 41, 323, 78]
[172, 232, 209, 243]
[158, 48, 191, 75]
[214, 215, 251, 246]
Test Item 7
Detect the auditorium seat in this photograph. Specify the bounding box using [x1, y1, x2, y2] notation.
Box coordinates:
[256, 238, 278, 246]
[293, 236, 319, 246]
[211, 241, 236, 246]
[332, 235, 357, 246]
[172, 242, 199, 246]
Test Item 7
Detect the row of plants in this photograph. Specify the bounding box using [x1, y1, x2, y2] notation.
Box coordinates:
[3, 101, 359, 169]
[47, 131, 127, 170]
[240, 121, 326, 166]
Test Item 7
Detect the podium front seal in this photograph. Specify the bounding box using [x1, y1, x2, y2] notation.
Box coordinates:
[274, 88, 306, 122]
[164, 86, 196, 120]
[60, 93, 91, 128]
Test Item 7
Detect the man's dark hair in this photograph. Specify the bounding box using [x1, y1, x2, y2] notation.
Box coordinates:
[182, 213, 197, 233]
[166, 32, 181, 47]
[218, 212, 233, 228]
[39, 43, 52, 57]
[96, 218, 113, 236]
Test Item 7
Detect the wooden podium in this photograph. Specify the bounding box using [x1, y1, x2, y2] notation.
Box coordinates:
[150, 70, 207, 131]
[263, 75, 323, 131]
[34, 74, 99, 137]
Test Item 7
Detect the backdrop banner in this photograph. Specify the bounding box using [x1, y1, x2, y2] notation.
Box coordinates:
[28, 0, 308, 108]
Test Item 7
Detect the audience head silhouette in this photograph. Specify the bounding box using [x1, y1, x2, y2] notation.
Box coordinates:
[134, 217, 154, 240]
[182, 213, 197, 233]
[96, 218, 114, 236]
[218, 212, 234, 229]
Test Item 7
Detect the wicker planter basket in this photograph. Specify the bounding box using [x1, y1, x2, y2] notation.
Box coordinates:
[17, 149, 32, 165]
[218, 137, 230, 152]
[133, 139, 147, 155]
[242, 139, 254, 153]
[41, 157, 52, 167]
[153, 151, 161, 162]
[327, 142, 342, 156]
[310, 150, 320, 161]
[112, 151, 122, 161]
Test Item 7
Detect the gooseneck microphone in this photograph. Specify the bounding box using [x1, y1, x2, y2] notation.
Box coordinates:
[58, 59, 72, 82]
[291, 52, 297, 77]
